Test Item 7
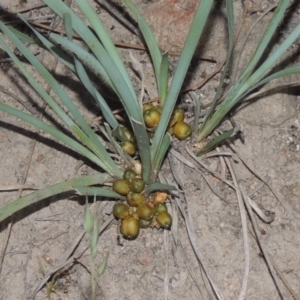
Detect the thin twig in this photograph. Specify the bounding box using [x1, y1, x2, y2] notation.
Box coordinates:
[166, 163, 224, 300]
[223, 156, 250, 300]
[228, 143, 297, 218]
[232, 166, 288, 299]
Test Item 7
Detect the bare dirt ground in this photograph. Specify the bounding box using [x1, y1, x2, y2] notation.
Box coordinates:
[1, 0, 300, 299]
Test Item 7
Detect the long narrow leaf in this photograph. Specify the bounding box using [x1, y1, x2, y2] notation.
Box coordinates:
[232, 0, 290, 92]
[7, 25, 36, 43]
[75, 0, 137, 102]
[144, 182, 176, 195]
[131, 118, 152, 182]
[123, 0, 162, 91]
[151, 0, 214, 170]
[198, 1, 300, 141]
[199, 0, 235, 133]
[0, 173, 112, 222]
[159, 53, 169, 105]
[43, 0, 140, 119]
[0, 102, 120, 176]
[62, 13, 120, 131]
[0, 20, 121, 176]
[152, 133, 171, 177]
[196, 126, 240, 156]
[18, 15, 120, 133]
[244, 65, 300, 98]
[75, 187, 122, 198]
[237, 21, 300, 99]
[43, 0, 151, 180]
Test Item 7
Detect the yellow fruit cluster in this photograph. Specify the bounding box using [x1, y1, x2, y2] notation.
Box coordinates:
[120, 127, 137, 156]
[143, 103, 192, 140]
[112, 168, 172, 240]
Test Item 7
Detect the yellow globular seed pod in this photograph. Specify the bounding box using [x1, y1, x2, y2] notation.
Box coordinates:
[126, 192, 146, 207]
[153, 191, 168, 204]
[143, 103, 153, 112]
[123, 168, 137, 182]
[155, 203, 168, 214]
[143, 108, 161, 128]
[156, 211, 172, 229]
[136, 203, 155, 220]
[130, 178, 145, 193]
[169, 108, 185, 127]
[139, 218, 152, 229]
[121, 140, 136, 156]
[122, 126, 134, 142]
[120, 216, 140, 240]
[113, 203, 130, 219]
[173, 121, 192, 140]
[154, 105, 162, 113]
[113, 179, 131, 196]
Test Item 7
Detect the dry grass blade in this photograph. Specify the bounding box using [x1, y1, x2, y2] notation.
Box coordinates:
[227, 143, 297, 219]
[0, 185, 43, 191]
[170, 148, 228, 201]
[166, 163, 224, 300]
[163, 230, 169, 300]
[185, 145, 237, 191]
[178, 240, 206, 297]
[223, 156, 250, 300]
[231, 164, 293, 299]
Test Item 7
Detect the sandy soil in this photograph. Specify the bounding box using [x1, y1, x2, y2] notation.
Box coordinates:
[0, 0, 300, 299]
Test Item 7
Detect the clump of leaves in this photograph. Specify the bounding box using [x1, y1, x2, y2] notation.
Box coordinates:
[0, 0, 214, 228]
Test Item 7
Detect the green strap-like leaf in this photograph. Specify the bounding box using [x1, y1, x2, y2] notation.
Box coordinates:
[159, 53, 169, 105]
[151, 0, 214, 168]
[197, 126, 240, 156]
[75, 0, 137, 102]
[0, 102, 118, 175]
[0, 20, 121, 176]
[199, 0, 235, 134]
[123, 0, 162, 92]
[131, 117, 151, 182]
[0, 173, 112, 222]
[197, 0, 300, 141]
[152, 133, 171, 179]
[144, 182, 176, 195]
[75, 187, 123, 199]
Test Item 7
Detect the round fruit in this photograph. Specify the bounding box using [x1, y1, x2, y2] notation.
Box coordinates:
[153, 191, 168, 204]
[120, 216, 140, 240]
[156, 211, 172, 228]
[139, 218, 152, 229]
[143, 108, 161, 128]
[155, 203, 168, 214]
[122, 126, 134, 141]
[173, 121, 192, 140]
[126, 192, 146, 207]
[154, 105, 162, 113]
[113, 203, 129, 219]
[169, 108, 185, 127]
[123, 168, 137, 181]
[121, 140, 136, 156]
[143, 103, 153, 112]
[136, 203, 155, 220]
[113, 179, 131, 196]
[130, 178, 145, 193]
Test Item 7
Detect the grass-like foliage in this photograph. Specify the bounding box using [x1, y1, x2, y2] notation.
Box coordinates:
[0, 0, 299, 225]
[195, 0, 300, 144]
[0, 0, 213, 222]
